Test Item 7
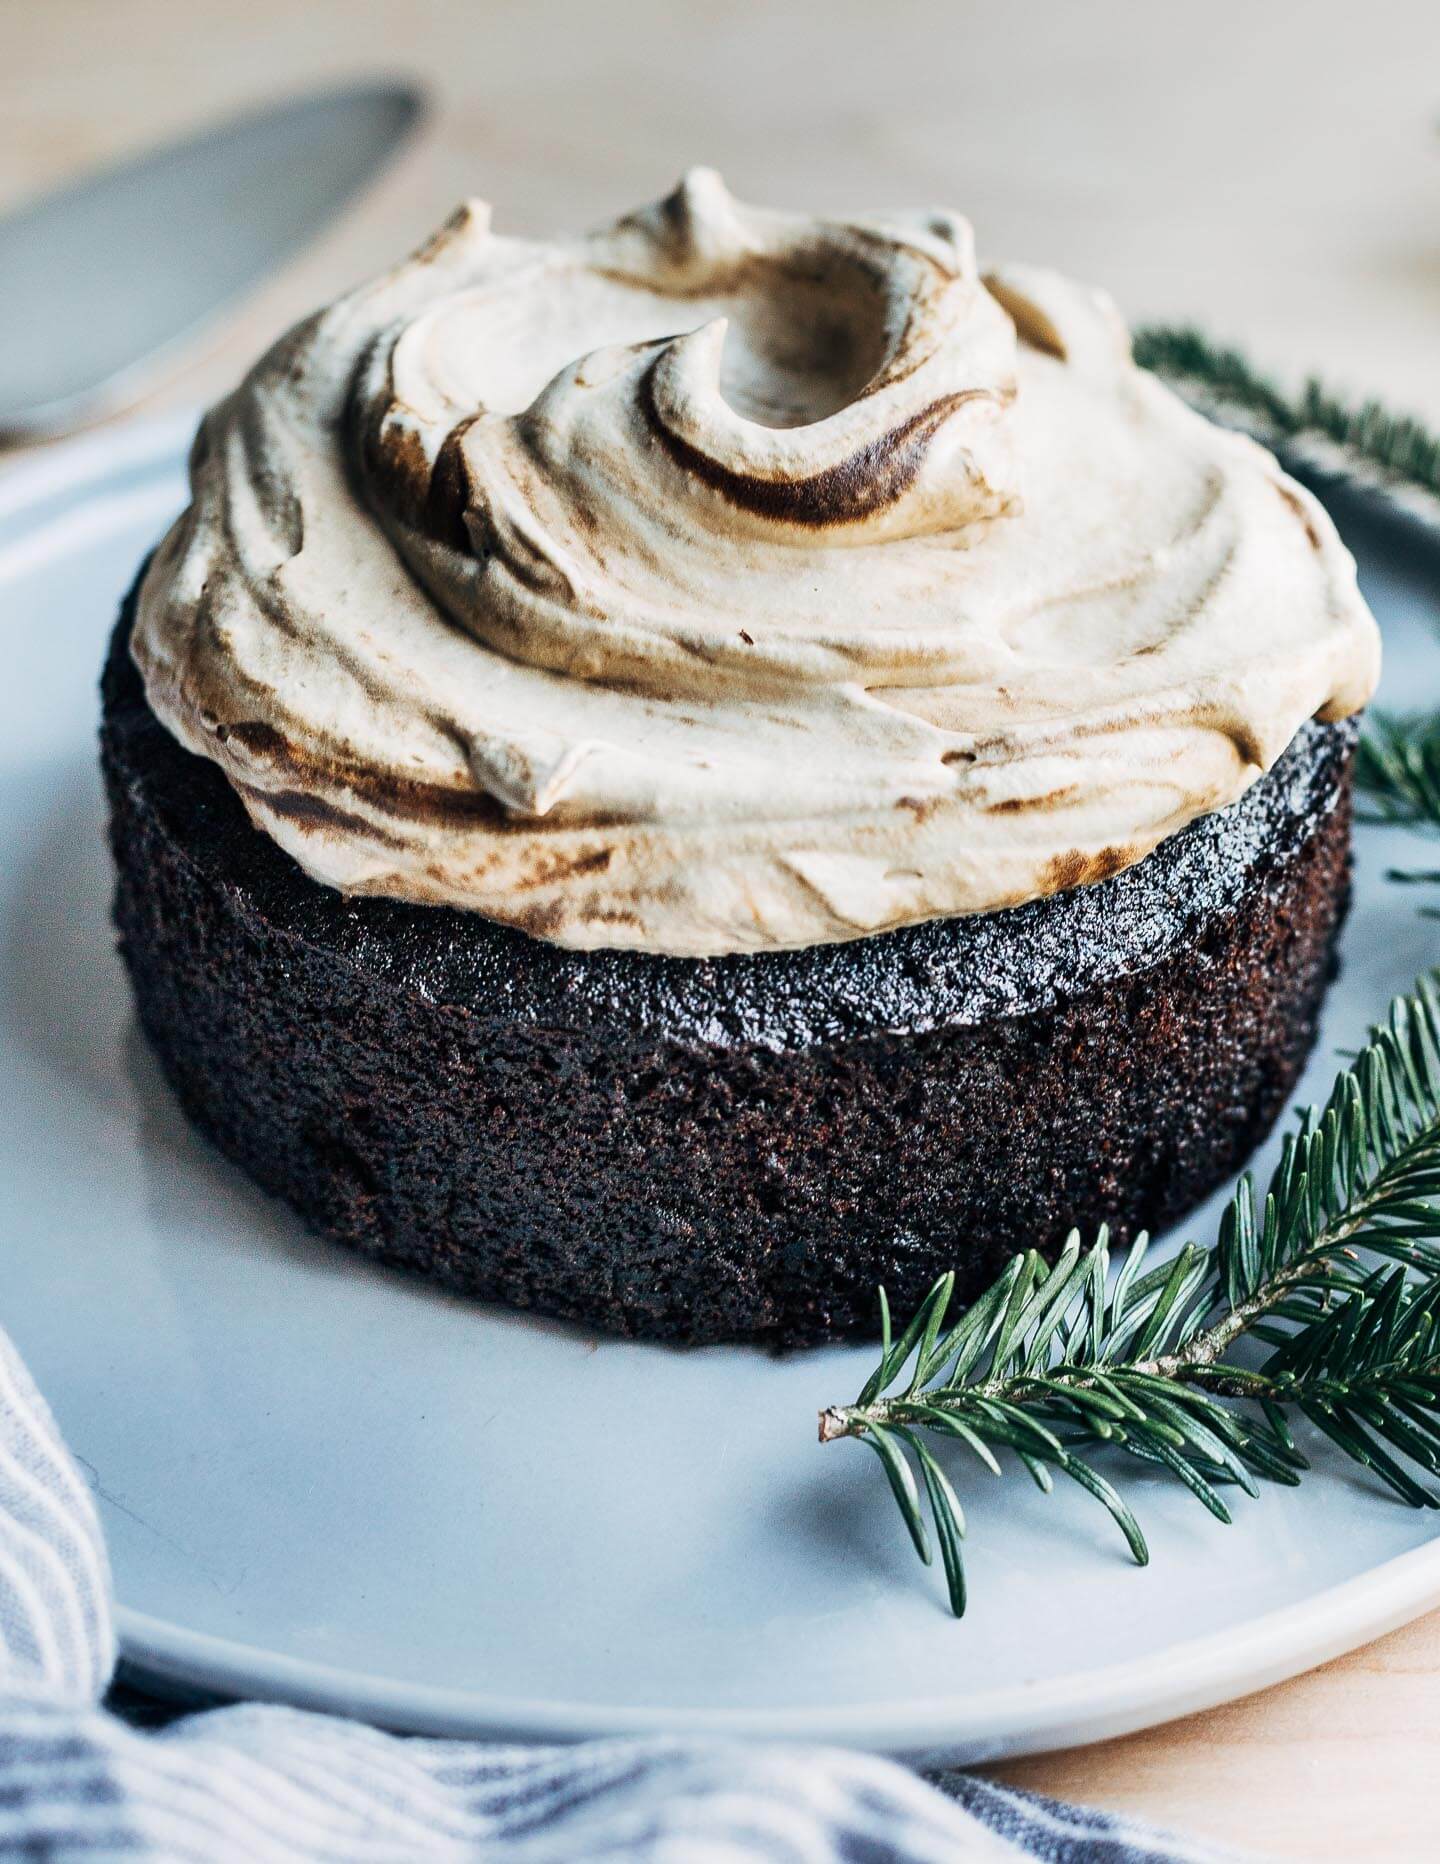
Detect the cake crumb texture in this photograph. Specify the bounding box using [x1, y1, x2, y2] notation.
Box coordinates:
[102, 578, 1356, 1347]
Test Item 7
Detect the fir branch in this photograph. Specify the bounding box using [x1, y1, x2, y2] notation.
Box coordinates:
[1357, 714, 1440, 895]
[1133, 324, 1440, 501]
[820, 974, 1440, 1617]
[1135, 327, 1440, 893]
[1356, 704, 1440, 894]
[1356, 713, 1440, 832]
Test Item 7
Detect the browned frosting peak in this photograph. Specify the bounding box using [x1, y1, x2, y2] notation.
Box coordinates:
[130, 171, 1380, 954]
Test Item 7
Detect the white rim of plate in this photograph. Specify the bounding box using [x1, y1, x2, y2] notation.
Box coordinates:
[111, 1529, 1440, 1752]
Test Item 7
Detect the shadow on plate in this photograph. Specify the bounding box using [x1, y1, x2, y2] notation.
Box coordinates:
[0, 761, 129, 1105]
[2, 753, 615, 1351]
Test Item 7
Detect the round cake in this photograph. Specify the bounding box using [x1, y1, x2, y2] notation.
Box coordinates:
[103, 171, 1380, 1346]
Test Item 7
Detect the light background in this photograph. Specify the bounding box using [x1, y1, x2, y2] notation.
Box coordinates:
[5, 0, 1438, 420]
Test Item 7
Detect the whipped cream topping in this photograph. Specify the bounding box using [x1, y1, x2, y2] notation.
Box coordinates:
[132, 171, 1380, 956]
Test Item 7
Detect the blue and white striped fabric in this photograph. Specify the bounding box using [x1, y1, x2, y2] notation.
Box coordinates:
[0, 1322, 1236, 1862]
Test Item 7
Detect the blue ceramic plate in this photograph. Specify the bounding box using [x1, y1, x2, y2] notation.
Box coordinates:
[3, 417, 1439, 1764]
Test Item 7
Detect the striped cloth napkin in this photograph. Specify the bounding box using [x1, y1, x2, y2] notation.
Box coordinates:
[0, 1319, 1236, 1862]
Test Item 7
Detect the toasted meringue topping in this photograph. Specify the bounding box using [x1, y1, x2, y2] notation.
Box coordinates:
[131, 171, 1379, 955]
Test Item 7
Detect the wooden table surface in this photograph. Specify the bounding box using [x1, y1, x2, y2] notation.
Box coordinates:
[5, 2, 1439, 1855]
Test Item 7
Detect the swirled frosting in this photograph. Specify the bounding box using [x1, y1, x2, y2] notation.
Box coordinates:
[132, 170, 1380, 956]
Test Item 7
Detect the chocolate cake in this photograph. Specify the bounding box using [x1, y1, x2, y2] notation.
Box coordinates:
[104, 173, 1380, 1345]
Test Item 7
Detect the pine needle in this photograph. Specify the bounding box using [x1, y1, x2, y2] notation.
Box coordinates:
[1132, 324, 1440, 504]
[820, 975, 1440, 1616]
[1133, 324, 1440, 870]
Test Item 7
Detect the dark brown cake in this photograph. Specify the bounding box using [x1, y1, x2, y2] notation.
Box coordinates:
[102, 572, 1356, 1347]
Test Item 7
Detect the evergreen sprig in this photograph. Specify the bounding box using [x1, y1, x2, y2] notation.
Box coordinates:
[819, 975, 1440, 1616]
[1133, 324, 1440, 502]
[1357, 715, 1440, 896]
[1137, 326, 1440, 891]
[1357, 713, 1440, 833]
